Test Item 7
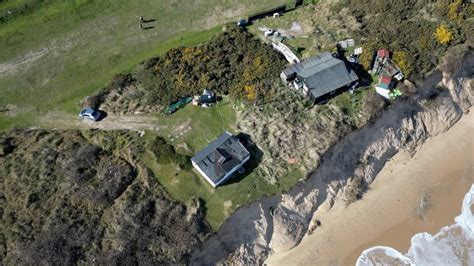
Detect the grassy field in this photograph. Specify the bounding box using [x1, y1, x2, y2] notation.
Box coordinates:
[146, 153, 302, 230]
[135, 99, 302, 230]
[143, 146, 302, 230]
[155, 98, 237, 152]
[0, 0, 306, 230]
[0, 0, 285, 128]
[247, 2, 353, 59]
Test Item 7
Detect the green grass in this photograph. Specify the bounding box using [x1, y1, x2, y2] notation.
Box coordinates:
[248, 2, 349, 59]
[329, 87, 373, 124]
[128, 98, 303, 230]
[154, 97, 237, 153]
[0, 0, 305, 230]
[143, 150, 302, 230]
[0, 0, 286, 128]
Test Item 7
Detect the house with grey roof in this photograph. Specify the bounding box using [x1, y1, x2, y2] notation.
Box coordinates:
[191, 131, 250, 187]
[281, 52, 359, 103]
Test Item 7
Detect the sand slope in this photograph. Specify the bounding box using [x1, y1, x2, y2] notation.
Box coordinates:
[266, 109, 474, 266]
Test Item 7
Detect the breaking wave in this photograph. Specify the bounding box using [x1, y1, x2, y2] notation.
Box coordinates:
[356, 184, 474, 266]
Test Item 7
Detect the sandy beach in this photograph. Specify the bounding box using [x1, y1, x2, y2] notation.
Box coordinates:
[266, 109, 474, 266]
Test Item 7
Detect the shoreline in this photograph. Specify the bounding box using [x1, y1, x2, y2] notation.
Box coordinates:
[266, 109, 474, 265]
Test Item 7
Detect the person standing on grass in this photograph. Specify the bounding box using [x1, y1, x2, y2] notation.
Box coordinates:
[139, 15, 144, 23]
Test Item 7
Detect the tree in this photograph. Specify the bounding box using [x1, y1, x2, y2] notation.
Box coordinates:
[435, 24, 453, 46]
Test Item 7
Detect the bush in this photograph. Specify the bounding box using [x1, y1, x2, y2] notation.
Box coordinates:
[148, 137, 191, 169]
[67, 144, 102, 183]
[0, 137, 14, 156]
[84, 74, 135, 109]
[84, 88, 108, 109]
[359, 41, 376, 70]
[392, 51, 414, 77]
[435, 24, 453, 46]
[136, 24, 286, 106]
[447, 0, 465, 23]
[338, 0, 470, 81]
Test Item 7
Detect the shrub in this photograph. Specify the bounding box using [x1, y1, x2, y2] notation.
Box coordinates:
[0, 137, 14, 156]
[136, 24, 286, 106]
[84, 88, 108, 109]
[392, 51, 413, 77]
[435, 24, 453, 46]
[84, 74, 135, 109]
[67, 144, 102, 183]
[337, 0, 470, 80]
[147, 137, 191, 169]
[447, 0, 464, 22]
[359, 42, 376, 71]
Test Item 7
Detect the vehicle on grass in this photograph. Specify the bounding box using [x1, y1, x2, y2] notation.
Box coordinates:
[165, 97, 193, 114]
[79, 108, 101, 121]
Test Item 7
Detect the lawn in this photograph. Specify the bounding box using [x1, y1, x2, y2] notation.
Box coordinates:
[0, 0, 305, 230]
[154, 97, 238, 154]
[143, 148, 302, 230]
[0, 0, 286, 128]
[127, 98, 303, 230]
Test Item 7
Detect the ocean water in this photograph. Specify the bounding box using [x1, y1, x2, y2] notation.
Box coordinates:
[356, 184, 474, 266]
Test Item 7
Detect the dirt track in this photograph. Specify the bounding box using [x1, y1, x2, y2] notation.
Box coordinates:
[40, 111, 167, 132]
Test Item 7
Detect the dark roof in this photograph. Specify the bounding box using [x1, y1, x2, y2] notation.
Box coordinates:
[200, 95, 216, 104]
[298, 52, 358, 99]
[203, 89, 215, 97]
[200, 89, 216, 104]
[282, 52, 334, 77]
[191, 132, 250, 184]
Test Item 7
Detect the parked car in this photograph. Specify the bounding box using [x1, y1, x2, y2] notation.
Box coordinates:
[236, 19, 247, 27]
[79, 108, 101, 121]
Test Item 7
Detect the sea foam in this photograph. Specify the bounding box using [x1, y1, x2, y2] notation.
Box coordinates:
[356, 184, 474, 266]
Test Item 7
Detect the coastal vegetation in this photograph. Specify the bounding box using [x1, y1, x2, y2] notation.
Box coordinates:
[137, 25, 286, 107]
[0, 129, 210, 264]
[337, 0, 472, 81]
[1, 0, 472, 264]
[0, 0, 286, 128]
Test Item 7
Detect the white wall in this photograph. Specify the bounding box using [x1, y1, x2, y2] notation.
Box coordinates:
[192, 154, 251, 188]
[192, 160, 217, 188]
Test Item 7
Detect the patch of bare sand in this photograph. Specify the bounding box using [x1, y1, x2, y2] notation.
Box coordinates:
[0, 48, 49, 77]
[266, 109, 474, 266]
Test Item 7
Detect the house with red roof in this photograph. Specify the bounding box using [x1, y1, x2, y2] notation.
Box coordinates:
[375, 75, 394, 99]
[371, 49, 401, 78]
[371, 48, 404, 99]
[377, 48, 390, 59]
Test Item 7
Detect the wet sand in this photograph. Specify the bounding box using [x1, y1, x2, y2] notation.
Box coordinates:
[266, 110, 474, 266]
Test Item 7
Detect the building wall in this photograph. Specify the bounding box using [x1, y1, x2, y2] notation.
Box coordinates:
[192, 154, 251, 188]
[192, 160, 218, 188]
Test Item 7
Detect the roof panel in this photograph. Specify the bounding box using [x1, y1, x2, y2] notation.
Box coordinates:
[303, 59, 358, 99]
[192, 132, 250, 184]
